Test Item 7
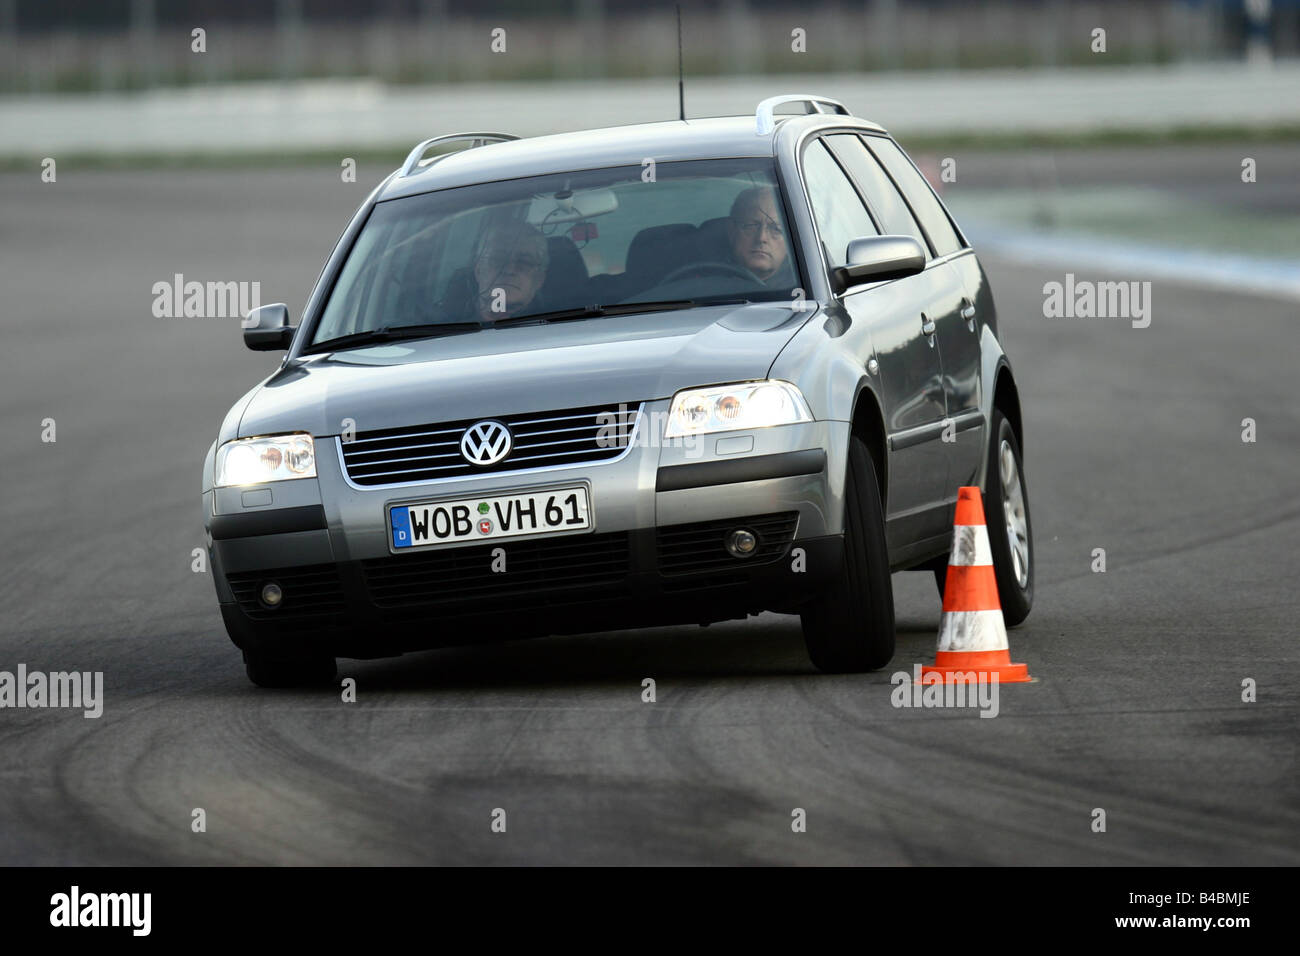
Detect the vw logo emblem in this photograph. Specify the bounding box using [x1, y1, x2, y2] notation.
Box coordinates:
[460, 420, 512, 466]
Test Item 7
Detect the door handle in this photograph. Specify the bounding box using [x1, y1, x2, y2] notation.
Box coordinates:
[921, 313, 936, 336]
[960, 300, 976, 322]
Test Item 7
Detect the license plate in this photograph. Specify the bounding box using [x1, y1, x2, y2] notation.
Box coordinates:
[389, 486, 591, 550]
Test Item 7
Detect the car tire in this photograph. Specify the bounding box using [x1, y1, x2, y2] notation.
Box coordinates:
[242, 649, 337, 689]
[800, 435, 895, 672]
[985, 407, 1034, 626]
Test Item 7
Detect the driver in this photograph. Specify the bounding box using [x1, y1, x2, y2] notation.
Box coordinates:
[726, 186, 792, 286]
[470, 222, 549, 322]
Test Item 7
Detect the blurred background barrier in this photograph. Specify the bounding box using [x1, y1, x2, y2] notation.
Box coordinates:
[2, 0, 1297, 94]
[6, 65, 1300, 160]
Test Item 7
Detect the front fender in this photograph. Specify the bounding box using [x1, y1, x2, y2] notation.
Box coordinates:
[768, 305, 868, 425]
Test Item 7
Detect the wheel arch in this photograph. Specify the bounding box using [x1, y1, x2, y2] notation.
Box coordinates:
[992, 363, 1024, 454]
[849, 381, 888, 513]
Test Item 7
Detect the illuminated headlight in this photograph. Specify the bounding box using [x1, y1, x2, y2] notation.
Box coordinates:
[664, 381, 812, 438]
[215, 434, 316, 487]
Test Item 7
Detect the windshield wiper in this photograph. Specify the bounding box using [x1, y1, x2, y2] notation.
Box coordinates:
[492, 300, 702, 328]
[304, 322, 484, 354]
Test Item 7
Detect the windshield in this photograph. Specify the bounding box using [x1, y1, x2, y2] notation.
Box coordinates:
[309, 158, 801, 348]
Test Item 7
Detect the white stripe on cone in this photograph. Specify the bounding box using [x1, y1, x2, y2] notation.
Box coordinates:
[936, 609, 1010, 653]
[949, 523, 993, 567]
[938, 517, 1007, 653]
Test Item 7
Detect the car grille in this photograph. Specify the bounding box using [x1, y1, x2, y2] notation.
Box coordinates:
[227, 563, 347, 622]
[360, 531, 631, 609]
[657, 512, 799, 581]
[340, 402, 642, 486]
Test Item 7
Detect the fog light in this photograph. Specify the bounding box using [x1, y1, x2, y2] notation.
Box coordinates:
[260, 582, 283, 608]
[725, 529, 758, 558]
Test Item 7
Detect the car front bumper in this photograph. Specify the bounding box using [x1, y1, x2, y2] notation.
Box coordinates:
[204, 407, 850, 659]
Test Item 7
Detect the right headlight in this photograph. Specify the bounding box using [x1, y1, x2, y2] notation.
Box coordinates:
[215, 434, 316, 487]
[664, 380, 813, 438]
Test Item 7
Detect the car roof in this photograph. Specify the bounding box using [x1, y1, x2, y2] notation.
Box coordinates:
[378, 113, 888, 201]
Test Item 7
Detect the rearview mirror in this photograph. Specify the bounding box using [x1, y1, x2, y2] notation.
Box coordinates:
[527, 188, 618, 225]
[243, 303, 296, 351]
[832, 235, 927, 293]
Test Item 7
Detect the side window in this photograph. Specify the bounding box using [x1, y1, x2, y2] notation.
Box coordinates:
[825, 134, 930, 255]
[864, 137, 964, 257]
[801, 139, 878, 265]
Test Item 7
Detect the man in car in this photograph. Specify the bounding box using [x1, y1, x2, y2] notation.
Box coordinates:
[470, 221, 550, 322]
[726, 186, 793, 287]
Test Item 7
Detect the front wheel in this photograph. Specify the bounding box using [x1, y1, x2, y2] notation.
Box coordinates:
[800, 435, 895, 672]
[984, 408, 1034, 626]
[242, 649, 337, 688]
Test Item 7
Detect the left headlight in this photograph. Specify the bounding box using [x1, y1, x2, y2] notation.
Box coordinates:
[215, 434, 316, 487]
[664, 381, 813, 438]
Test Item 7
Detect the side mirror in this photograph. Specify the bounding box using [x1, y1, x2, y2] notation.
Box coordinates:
[832, 235, 927, 293]
[243, 303, 296, 351]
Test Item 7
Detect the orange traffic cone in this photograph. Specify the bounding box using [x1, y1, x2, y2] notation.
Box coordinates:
[921, 486, 1031, 684]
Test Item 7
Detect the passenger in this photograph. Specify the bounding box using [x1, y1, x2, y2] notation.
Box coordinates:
[469, 222, 550, 322]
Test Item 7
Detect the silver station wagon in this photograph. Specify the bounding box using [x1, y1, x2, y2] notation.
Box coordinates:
[204, 94, 1034, 687]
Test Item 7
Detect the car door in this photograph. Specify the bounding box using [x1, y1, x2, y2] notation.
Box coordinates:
[862, 135, 985, 490]
[801, 137, 951, 546]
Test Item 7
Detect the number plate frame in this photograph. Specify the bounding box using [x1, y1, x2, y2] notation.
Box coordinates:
[385, 481, 595, 554]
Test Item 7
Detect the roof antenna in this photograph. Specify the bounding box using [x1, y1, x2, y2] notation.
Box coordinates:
[676, 3, 685, 122]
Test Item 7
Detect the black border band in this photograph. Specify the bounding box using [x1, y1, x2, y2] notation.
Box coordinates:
[210, 505, 328, 540]
[656, 449, 826, 492]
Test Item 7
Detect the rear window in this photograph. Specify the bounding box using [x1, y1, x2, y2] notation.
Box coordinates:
[864, 137, 965, 258]
[311, 158, 803, 346]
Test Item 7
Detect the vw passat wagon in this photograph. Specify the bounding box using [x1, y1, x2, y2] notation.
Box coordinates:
[204, 95, 1034, 687]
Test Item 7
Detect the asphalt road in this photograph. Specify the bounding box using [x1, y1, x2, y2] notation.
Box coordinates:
[0, 153, 1296, 865]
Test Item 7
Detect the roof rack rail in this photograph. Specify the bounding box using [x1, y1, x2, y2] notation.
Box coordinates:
[754, 94, 849, 135]
[400, 132, 520, 177]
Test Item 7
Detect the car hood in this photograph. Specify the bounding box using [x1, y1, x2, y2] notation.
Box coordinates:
[234, 302, 818, 440]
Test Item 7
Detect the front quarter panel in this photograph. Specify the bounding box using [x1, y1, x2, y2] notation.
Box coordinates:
[201, 439, 216, 495]
[217, 381, 264, 447]
[768, 302, 867, 427]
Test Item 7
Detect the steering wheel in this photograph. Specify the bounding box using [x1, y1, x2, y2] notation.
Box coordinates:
[657, 260, 760, 286]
